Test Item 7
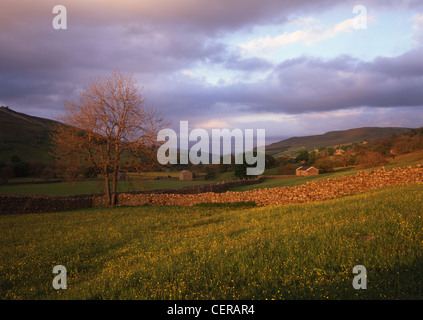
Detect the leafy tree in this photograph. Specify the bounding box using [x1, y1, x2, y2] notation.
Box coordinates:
[314, 158, 334, 173]
[10, 156, 29, 177]
[28, 161, 46, 179]
[295, 149, 309, 163]
[356, 151, 387, 169]
[234, 162, 249, 180]
[265, 154, 276, 169]
[276, 155, 289, 166]
[307, 151, 316, 165]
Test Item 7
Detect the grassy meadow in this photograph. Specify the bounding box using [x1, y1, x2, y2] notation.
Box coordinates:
[1, 184, 422, 299]
[0, 179, 213, 196]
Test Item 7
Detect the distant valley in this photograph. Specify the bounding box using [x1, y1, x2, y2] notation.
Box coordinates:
[0, 106, 415, 162]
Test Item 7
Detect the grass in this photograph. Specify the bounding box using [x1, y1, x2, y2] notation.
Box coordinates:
[388, 150, 423, 166]
[1, 156, 422, 195]
[213, 171, 237, 181]
[261, 167, 280, 175]
[1, 184, 422, 299]
[230, 167, 358, 191]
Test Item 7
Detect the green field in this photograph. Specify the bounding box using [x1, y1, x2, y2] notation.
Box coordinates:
[0, 160, 421, 195]
[231, 167, 358, 191]
[1, 184, 422, 299]
[0, 179, 215, 196]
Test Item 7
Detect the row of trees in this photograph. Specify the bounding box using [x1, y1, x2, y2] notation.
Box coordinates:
[0, 156, 56, 181]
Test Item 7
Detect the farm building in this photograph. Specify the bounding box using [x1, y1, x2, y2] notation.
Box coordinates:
[179, 170, 193, 181]
[296, 166, 319, 176]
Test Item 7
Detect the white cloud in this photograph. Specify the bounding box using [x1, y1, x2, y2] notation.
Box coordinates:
[239, 18, 356, 52]
[286, 16, 320, 27]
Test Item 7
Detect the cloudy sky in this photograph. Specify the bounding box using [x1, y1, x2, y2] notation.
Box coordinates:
[1, 0, 423, 142]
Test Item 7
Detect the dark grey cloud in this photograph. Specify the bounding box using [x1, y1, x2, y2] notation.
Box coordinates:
[223, 54, 274, 71]
[226, 51, 423, 113]
[367, 47, 423, 77]
[143, 49, 423, 123]
[1, 0, 423, 129]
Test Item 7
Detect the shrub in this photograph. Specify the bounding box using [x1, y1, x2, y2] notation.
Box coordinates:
[40, 166, 57, 180]
[314, 158, 335, 173]
[0, 165, 14, 181]
[28, 161, 46, 178]
[234, 162, 248, 180]
[356, 151, 387, 169]
[13, 161, 29, 177]
[204, 167, 216, 180]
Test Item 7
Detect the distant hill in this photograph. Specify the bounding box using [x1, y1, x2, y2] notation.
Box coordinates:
[266, 127, 413, 156]
[0, 106, 59, 163]
[0, 107, 416, 163]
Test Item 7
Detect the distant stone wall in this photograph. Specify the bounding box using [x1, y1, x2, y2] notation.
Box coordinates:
[128, 177, 265, 195]
[117, 165, 423, 207]
[0, 194, 95, 215]
[0, 178, 264, 215]
[2, 165, 423, 214]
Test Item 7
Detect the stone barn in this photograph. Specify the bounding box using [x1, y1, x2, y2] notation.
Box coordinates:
[179, 170, 193, 181]
[296, 166, 319, 176]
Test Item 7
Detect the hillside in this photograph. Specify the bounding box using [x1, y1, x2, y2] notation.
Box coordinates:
[0, 107, 416, 163]
[0, 106, 58, 162]
[266, 127, 413, 156]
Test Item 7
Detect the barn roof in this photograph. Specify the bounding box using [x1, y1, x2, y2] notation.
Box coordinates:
[297, 166, 317, 171]
[297, 166, 311, 171]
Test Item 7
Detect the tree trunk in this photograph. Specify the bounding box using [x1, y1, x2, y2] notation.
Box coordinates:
[104, 174, 112, 206]
[112, 170, 118, 206]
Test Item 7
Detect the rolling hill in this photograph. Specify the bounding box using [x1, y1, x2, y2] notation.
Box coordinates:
[266, 127, 413, 156]
[0, 106, 416, 163]
[0, 106, 59, 163]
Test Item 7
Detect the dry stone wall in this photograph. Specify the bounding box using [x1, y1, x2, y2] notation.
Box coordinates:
[0, 177, 264, 214]
[1, 165, 423, 214]
[0, 194, 94, 215]
[117, 165, 423, 207]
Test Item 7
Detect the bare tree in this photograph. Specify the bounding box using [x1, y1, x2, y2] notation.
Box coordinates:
[51, 71, 168, 206]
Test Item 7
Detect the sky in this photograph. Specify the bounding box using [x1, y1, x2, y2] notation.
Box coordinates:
[1, 0, 423, 143]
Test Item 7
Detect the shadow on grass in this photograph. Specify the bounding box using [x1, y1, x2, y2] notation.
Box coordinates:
[192, 201, 257, 209]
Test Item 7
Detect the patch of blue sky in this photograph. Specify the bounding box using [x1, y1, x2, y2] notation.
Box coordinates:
[223, 7, 416, 62]
[182, 6, 418, 87]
